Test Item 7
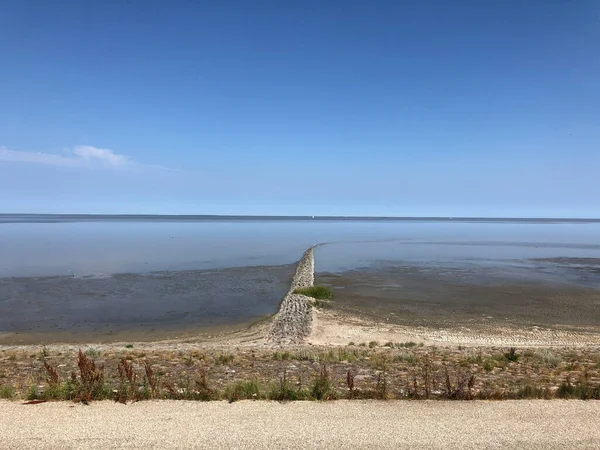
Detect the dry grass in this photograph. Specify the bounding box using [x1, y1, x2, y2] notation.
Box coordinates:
[2, 345, 600, 402]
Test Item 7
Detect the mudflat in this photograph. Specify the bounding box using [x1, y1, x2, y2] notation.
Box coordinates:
[317, 264, 600, 332]
[0, 264, 295, 345]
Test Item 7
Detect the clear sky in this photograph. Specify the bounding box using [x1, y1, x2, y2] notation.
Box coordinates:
[1, 1, 598, 217]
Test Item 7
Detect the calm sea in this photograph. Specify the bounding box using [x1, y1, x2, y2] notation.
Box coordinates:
[1, 216, 599, 278]
[1, 216, 599, 341]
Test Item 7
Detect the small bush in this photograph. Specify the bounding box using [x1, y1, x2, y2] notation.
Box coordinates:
[310, 365, 336, 400]
[216, 354, 235, 365]
[375, 372, 389, 399]
[504, 347, 520, 362]
[273, 351, 292, 361]
[71, 349, 110, 402]
[535, 349, 561, 368]
[115, 358, 138, 403]
[293, 285, 333, 300]
[368, 341, 379, 348]
[335, 348, 359, 363]
[42, 382, 74, 401]
[268, 371, 306, 401]
[394, 352, 417, 364]
[84, 347, 100, 358]
[516, 385, 552, 399]
[225, 380, 261, 402]
[26, 385, 40, 401]
[0, 385, 15, 399]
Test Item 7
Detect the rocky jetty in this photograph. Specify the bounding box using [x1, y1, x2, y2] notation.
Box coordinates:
[268, 246, 315, 344]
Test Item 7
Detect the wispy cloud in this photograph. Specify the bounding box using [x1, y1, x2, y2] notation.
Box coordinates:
[0, 146, 179, 171]
[71, 146, 131, 166]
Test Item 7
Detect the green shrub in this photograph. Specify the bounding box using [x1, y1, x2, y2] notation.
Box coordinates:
[273, 350, 293, 361]
[216, 353, 235, 365]
[504, 347, 520, 362]
[310, 365, 336, 400]
[225, 380, 261, 402]
[293, 285, 333, 300]
[268, 371, 306, 401]
[42, 381, 74, 401]
[84, 347, 100, 358]
[26, 385, 40, 401]
[0, 385, 15, 399]
[515, 384, 552, 399]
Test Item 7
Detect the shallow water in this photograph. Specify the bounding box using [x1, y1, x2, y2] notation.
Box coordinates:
[1, 217, 599, 342]
[0, 264, 294, 343]
[2, 219, 599, 278]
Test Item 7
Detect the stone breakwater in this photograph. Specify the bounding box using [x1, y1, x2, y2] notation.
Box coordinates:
[268, 246, 316, 344]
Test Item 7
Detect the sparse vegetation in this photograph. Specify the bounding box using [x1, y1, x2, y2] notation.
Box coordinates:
[1, 345, 600, 402]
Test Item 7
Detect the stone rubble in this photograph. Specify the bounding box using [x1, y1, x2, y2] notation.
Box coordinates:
[268, 246, 316, 344]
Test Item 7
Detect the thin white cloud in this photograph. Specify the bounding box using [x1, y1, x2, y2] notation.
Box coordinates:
[0, 148, 83, 167]
[0, 146, 179, 171]
[72, 145, 130, 166]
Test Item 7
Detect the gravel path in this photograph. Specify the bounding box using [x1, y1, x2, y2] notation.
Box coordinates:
[1, 400, 599, 449]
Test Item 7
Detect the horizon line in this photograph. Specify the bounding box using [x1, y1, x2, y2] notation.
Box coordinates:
[1, 213, 599, 223]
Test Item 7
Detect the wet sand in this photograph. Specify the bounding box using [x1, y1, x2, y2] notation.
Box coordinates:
[0, 264, 295, 345]
[3, 247, 600, 347]
[317, 263, 600, 332]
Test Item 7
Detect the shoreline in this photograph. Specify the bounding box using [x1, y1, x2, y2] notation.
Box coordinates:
[2, 244, 600, 349]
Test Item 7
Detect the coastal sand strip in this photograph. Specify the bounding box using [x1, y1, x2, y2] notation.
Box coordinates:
[268, 246, 316, 344]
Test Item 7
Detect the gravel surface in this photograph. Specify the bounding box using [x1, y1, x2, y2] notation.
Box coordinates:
[1, 400, 599, 449]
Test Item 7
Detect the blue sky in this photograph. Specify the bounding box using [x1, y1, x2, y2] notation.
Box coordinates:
[1, 1, 598, 217]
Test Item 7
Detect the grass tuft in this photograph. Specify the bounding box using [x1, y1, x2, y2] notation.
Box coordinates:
[84, 347, 101, 358]
[215, 353, 235, 365]
[504, 347, 520, 362]
[268, 370, 306, 401]
[293, 285, 333, 300]
[0, 385, 15, 399]
[225, 380, 261, 402]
